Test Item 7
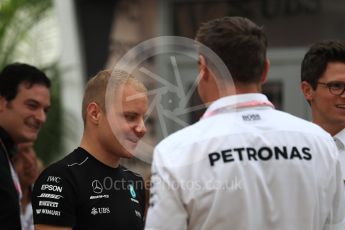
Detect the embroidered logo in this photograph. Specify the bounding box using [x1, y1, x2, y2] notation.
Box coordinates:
[129, 184, 136, 198]
[92, 180, 103, 194]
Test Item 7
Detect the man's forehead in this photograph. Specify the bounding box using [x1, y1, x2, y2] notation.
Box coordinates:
[17, 82, 50, 96]
[116, 84, 147, 99]
[18, 81, 49, 90]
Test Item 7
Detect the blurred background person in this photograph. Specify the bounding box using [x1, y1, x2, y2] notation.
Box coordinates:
[0, 63, 51, 230]
[300, 40, 345, 181]
[12, 142, 43, 230]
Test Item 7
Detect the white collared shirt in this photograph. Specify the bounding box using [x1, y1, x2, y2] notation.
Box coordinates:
[145, 93, 345, 230]
[334, 128, 345, 180]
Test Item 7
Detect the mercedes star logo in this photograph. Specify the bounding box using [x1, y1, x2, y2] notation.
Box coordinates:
[92, 180, 103, 194]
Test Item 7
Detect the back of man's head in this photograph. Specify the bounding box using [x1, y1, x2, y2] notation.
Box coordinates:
[301, 40, 345, 89]
[0, 63, 51, 101]
[81, 69, 147, 125]
[195, 16, 267, 84]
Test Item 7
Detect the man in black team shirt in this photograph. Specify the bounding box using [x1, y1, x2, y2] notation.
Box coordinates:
[0, 63, 51, 230]
[32, 69, 148, 230]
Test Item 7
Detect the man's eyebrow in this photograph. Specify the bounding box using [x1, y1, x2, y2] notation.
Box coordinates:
[123, 111, 139, 115]
[24, 99, 51, 108]
[126, 92, 147, 101]
[24, 99, 40, 105]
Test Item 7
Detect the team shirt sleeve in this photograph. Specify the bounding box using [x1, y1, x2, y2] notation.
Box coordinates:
[325, 157, 345, 230]
[145, 150, 188, 230]
[32, 165, 77, 227]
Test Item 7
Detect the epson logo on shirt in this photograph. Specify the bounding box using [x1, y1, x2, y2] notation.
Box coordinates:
[41, 184, 63, 193]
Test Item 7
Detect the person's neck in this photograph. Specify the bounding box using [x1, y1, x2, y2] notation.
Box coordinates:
[234, 83, 261, 94]
[312, 119, 343, 136]
[0, 126, 16, 158]
[21, 185, 31, 213]
[80, 133, 120, 168]
[217, 84, 261, 99]
[205, 82, 262, 105]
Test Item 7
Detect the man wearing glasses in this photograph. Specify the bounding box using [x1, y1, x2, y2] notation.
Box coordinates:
[301, 40, 345, 181]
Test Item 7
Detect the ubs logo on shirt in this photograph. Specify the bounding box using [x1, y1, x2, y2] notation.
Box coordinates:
[92, 180, 103, 194]
[91, 207, 110, 215]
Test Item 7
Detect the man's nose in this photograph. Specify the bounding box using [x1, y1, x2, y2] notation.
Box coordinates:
[35, 109, 47, 124]
[135, 119, 147, 138]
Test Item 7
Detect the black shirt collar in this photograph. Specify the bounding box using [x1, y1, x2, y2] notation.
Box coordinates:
[0, 126, 16, 158]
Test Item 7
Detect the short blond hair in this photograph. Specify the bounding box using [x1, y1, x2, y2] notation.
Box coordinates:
[81, 69, 147, 124]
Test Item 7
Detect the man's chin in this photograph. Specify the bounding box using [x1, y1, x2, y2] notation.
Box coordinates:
[118, 141, 139, 158]
[121, 146, 134, 159]
[17, 132, 37, 143]
[121, 150, 135, 159]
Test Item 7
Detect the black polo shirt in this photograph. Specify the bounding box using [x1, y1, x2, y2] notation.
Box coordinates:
[32, 147, 146, 230]
[0, 127, 21, 230]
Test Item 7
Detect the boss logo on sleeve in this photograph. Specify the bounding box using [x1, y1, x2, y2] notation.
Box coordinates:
[242, 113, 261, 121]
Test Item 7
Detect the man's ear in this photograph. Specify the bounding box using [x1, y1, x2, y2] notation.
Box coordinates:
[199, 55, 209, 82]
[261, 58, 270, 84]
[301, 81, 314, 101]
[0, 96, 8, 112]
[86, 102, 101, 125]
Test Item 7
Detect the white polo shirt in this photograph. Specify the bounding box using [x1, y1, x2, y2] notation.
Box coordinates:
[145, 93, 345, 230]
[334, 128, 345, 181]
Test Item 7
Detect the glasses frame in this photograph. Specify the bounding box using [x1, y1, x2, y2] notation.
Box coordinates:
[317, 81, 345, 96]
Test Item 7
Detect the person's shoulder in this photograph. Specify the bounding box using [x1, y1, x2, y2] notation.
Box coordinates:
[272, 110, 332, 138]
[155, 120, 205, 152]
[120, 165, 144, 181]
[38, 148, 88, 178]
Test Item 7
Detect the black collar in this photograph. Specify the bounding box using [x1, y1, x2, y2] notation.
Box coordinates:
[0, 126, 16, 158]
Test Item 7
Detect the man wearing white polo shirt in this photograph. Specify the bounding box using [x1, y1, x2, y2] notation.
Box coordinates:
[300, 40, 345, 182]
[145, 17, 345, 230]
